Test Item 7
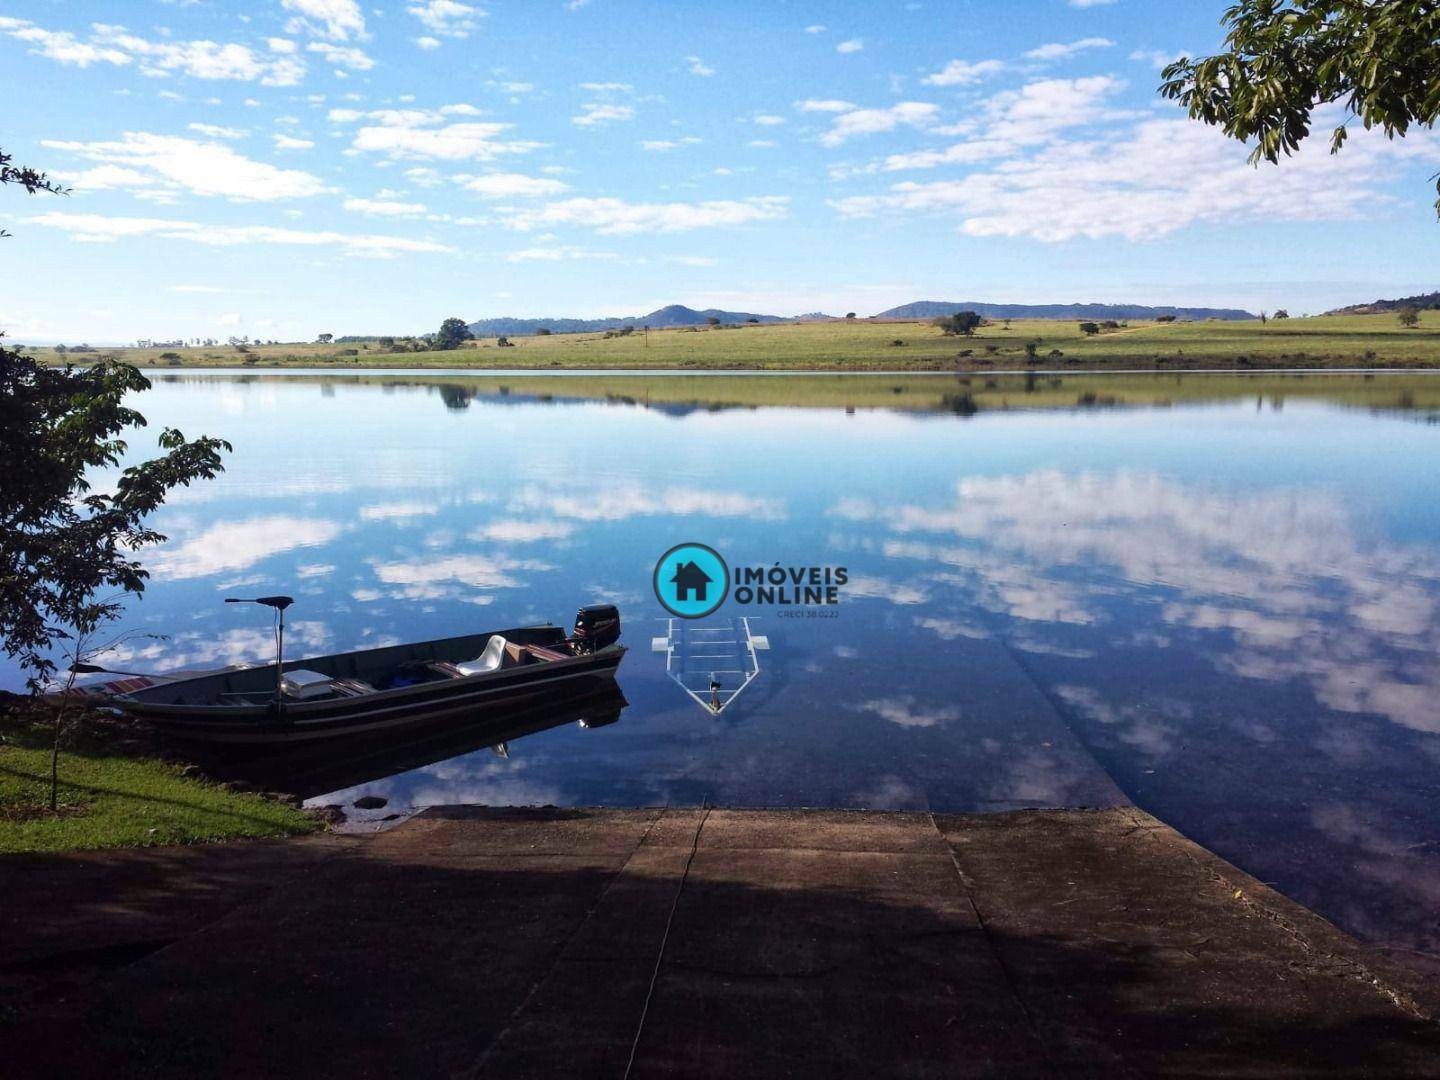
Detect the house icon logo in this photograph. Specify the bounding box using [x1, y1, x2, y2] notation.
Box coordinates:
[654, 543, 729, 619]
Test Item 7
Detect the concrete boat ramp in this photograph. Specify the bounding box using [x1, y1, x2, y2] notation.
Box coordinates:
[3, 806, 1438, 1078]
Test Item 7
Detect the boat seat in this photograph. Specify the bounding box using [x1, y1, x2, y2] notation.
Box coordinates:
[453, 635, 510, 677]
[525, 644, 570, 662]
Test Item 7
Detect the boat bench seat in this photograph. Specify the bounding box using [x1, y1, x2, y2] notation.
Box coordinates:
[427, 641, 569, 680]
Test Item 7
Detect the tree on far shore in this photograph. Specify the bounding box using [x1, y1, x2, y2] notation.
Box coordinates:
[435, 317, 474, 351]
[1398, 306, 1421, 328]
[938, 311, 982, 338]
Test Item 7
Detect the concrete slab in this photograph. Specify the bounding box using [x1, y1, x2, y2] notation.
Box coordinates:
[0, 833, 353, 1019]
[2, 807, 1436, 1078]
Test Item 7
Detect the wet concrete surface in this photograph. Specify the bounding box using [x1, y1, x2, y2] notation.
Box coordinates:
[2, 806, 1437, 1078]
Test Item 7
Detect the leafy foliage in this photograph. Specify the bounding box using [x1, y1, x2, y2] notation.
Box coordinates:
[0, 347, 230, 689]
[1161, 1, 1440, 215]
[939, 311, 983, 337]
[435, 316, 475, 351]
[0, 146, 68, 238]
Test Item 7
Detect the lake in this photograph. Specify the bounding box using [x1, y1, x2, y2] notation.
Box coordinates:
[12, 369, 1439, 970]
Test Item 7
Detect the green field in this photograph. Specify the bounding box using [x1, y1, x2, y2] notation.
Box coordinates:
[0, 709, 317, 853]
[35, 312, 1440, 372]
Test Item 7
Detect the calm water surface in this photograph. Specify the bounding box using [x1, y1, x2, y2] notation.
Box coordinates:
[12, 371, 1439, 966]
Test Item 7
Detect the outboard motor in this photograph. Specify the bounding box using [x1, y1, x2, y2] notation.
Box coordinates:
[569, 604, 621, 654]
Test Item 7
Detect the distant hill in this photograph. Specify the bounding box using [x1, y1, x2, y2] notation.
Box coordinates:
[469, 304, 787, 336]
[1325, 291, 1440, 315]
[874, 300, 1256, 321]
[468, 299, 1259, 336]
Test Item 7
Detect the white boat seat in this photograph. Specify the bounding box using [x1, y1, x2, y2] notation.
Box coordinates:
[454, 635, 509, 677]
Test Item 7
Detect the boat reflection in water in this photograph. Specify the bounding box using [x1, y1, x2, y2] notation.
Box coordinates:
[200, 684, 629, 804]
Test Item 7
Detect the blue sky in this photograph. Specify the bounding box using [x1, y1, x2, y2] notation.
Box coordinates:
[2, 0, 1438, 343]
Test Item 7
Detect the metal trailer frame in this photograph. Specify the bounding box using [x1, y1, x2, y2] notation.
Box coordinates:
[652, 616, 769, 715]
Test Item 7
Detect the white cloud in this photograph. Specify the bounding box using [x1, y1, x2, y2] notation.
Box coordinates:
[504, 247, 618, 262]
[281, 0, 366, 42]
[358, 500, 439, 521]
[1130, 48, 1181, 70]
[924, 59, 1005, 87]
[573, 102, 634, 126]
[273, 133, 315, 150]
[874, 75, 1130, 171]
[469, 520, 576, 542]
[577, 81, 632, 92]
[854, 696, 958, 729]
[820, 102, 939, 147]
[188, 122, 246, 139]
[306, 41, 374, 70]
[0, 18, 307, 84]
[795, 99, 856, 113]
[409, 0, 481, 33]
[640, 139, 677, 151]
[512, 483, 785, 521]
[368, 553, 545, 601]
[43, 132, 327, 201]
[1068, 0, 1117, 6]
[343, 195, 427, 215]
[456, 172, 570, 198]
[29, 211, 456, 256]
[834, 115, 1440, 242]
[836, 38, 863, 54]
[1025, 37, 1114, 62]
[149, 515, 343, 580]
[498, 195, 789, 234]
[804, 24, 826, 33]
[403, 166, 443, 185]
[670, 255, 717, 266]
[414, 35, 442, 49]
[753, 114, 785, 126]
[684, 55, 715, 77]
[330, 106, 541, 161]
[0, 19, 130, 67]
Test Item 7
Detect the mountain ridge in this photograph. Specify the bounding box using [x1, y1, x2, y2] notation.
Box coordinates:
[468, 299, 1259, 336]
[875, 300, 1256, 321]
[1324, 291, 1440, 315]
[468, 304, 787, 336]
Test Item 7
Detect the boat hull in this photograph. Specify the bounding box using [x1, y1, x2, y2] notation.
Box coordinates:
[116, 643, 626, 745]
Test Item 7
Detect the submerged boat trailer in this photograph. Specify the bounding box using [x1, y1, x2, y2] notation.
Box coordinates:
[653, 617, 769, 715]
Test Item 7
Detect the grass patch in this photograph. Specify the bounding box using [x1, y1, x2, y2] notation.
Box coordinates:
[0, 706, 317, 854]
[36, 312, 1440, 372]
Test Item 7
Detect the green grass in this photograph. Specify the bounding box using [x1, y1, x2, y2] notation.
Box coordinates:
[0, 711, 317, 854]
[36, 311, 1440, 372]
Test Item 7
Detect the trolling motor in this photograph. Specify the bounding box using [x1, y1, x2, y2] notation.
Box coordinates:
[567, 604, 621, 655]
[225, 595, 294, 718]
